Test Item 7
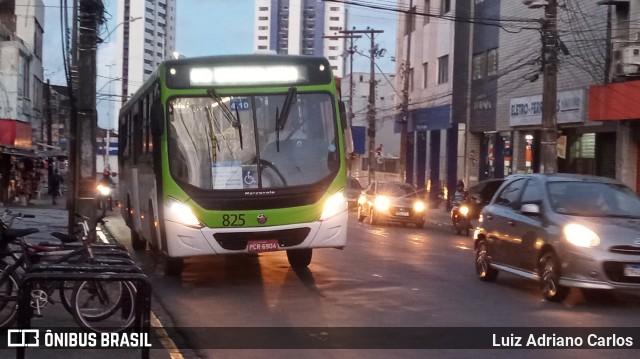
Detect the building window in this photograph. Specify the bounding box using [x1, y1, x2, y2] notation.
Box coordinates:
[259, 6, 268, 11]
[329, 46, 338, 50]
[258, 36, 268, 40]
[258, 45, 268, 49]
[329, 26, 341, 31]
[145, 28, 154, 35]
[258, 26, 268, 30]
[145, 49, 153, 55]
[422, 62, 428, 88]
[441, 0, 451, 14]
[259, 16, 268, 21]
[329, 56, 338, 60]
[437, 55, 449, 84]
[405, 5, 416, 35]
[424, 0, 430, 24]
[472, 53, 486, 80]
[330, 16, 340, 21]
[409, 68, 414, 91]
[487, 48, 499, 77]
[330, 6, 340, 11]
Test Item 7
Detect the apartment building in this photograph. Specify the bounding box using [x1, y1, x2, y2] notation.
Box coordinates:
[254, 0, 346, 77]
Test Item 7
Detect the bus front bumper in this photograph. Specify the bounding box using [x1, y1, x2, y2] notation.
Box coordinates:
[163, 211, 348, 257]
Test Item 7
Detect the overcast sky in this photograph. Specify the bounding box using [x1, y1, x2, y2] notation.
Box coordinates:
[42, 0, 397, 129]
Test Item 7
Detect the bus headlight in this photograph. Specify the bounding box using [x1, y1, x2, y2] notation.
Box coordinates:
[563, 223, 600, 248]
[320, 191, 347, 220]
[413, 201, 426, 212]
[374, 196, 391, 212]
[165, 198, 202, 228]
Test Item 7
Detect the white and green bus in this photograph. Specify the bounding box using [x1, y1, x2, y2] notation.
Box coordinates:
[118, 55, 349, 275]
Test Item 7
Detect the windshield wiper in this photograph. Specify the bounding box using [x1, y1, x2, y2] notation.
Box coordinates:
[275, 87, 297, 152]
[207, 89, 243, 150]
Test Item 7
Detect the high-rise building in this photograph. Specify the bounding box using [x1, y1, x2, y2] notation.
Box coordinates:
[254, 0, 346, 77]
[116, 0, 177, 105]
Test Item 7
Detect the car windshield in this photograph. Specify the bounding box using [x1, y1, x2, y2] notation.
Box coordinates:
[167, 93, 338, 190]
[378, 183, 418, 197]
[547, 181, 640, 218]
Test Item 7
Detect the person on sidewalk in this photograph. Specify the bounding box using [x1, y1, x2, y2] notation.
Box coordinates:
[51, 170, 63, 205]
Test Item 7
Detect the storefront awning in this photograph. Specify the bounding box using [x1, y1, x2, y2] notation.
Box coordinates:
[395, 104, 452, 133]
[0, 119, 32, 147]
[589, 81, 640, 121]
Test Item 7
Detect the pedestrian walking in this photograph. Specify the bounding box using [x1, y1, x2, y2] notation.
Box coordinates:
[51, 170, 63, 205]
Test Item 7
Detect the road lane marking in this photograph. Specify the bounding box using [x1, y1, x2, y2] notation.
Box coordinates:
[151, 311, 184, 359]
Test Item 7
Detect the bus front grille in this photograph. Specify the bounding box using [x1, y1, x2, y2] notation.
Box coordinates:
[213, 228, 312, 251]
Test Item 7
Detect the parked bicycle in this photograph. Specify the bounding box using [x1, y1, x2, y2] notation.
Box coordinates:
[0, 210, 137, 332]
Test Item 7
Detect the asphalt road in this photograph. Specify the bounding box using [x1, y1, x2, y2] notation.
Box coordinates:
[104, 210, 640, 359]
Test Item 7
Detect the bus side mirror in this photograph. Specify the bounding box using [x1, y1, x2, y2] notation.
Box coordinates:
[339, 101, 354, 154]
[150, 102, 164, 136]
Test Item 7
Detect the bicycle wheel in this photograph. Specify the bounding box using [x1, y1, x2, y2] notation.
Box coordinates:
[58, 281, 77, 314]
[72, 280, 136, 333]
[0, 269, 19, 328]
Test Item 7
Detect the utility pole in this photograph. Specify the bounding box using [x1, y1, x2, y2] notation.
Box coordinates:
[525, 0, 558, 173]
[540, 0, 558, 173]
[399, 0, 414, 183]
[45, 79, 52, 146]
[340, 28, 384, 183]
[328, 31, 362, 175]
[72, 0, 104, 229]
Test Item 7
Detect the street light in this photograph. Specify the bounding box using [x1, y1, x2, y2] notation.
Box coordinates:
[101, 16, 142, 43]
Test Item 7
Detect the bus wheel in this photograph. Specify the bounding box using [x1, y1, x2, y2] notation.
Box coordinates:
[286, 249, 312, 269]
[130, 228, 146, 251]
[164, 256, 184, 276]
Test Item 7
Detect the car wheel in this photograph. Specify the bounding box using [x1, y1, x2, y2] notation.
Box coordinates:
[539, 252, 569, 302]
[357, 205, 366, 222]
[475, 240, 498, 282]
[368, 208, 378, 225]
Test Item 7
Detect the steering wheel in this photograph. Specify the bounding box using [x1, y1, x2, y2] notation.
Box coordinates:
[259, 159, 287, 186]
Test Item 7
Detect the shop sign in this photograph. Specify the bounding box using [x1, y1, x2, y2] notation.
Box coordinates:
[509, 89, 585, 126]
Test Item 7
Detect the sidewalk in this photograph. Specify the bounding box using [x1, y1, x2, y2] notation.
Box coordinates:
[0, 193, 173, 359]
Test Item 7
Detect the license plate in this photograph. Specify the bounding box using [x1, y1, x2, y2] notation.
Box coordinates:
[396, 211, 409, 217]
[623, 264, 640, 277]
[247, 240, 279, 253]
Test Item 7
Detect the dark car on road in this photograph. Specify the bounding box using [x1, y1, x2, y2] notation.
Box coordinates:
[357, 181, 426, 227]
[474, 173, 640, 302]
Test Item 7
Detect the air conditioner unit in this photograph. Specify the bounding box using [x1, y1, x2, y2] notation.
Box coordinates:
[620, 46, 640, 75]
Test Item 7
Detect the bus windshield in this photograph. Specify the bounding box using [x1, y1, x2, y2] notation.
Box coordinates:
[167, 92, 339, 190]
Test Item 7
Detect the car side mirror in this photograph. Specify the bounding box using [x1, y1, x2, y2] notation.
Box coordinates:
[520, 203, 541, 215]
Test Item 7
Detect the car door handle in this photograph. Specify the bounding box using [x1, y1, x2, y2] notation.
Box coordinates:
[508, 221, 515, 226]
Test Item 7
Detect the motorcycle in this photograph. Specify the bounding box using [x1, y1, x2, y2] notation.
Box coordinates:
[96, 183, 114, 215]
[451, 202, 472, 236]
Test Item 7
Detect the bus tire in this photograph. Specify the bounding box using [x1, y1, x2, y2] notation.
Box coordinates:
[165, 256, 184, 276]
[130, 228, 146, 251]
[286, 248, 312, 269]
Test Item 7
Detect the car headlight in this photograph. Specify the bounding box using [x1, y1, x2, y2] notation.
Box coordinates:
[357, 194, 367, 205]
[563, 223, 600, 248]
[320, 191, 347, 220]
[165, 198, 202, 228]
[459, 205, 469, 216]
[413, 200, 425, 212]
[374, 196, 391, 212]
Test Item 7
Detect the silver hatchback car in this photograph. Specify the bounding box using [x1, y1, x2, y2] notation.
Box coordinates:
[474, 173, 640, 302]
